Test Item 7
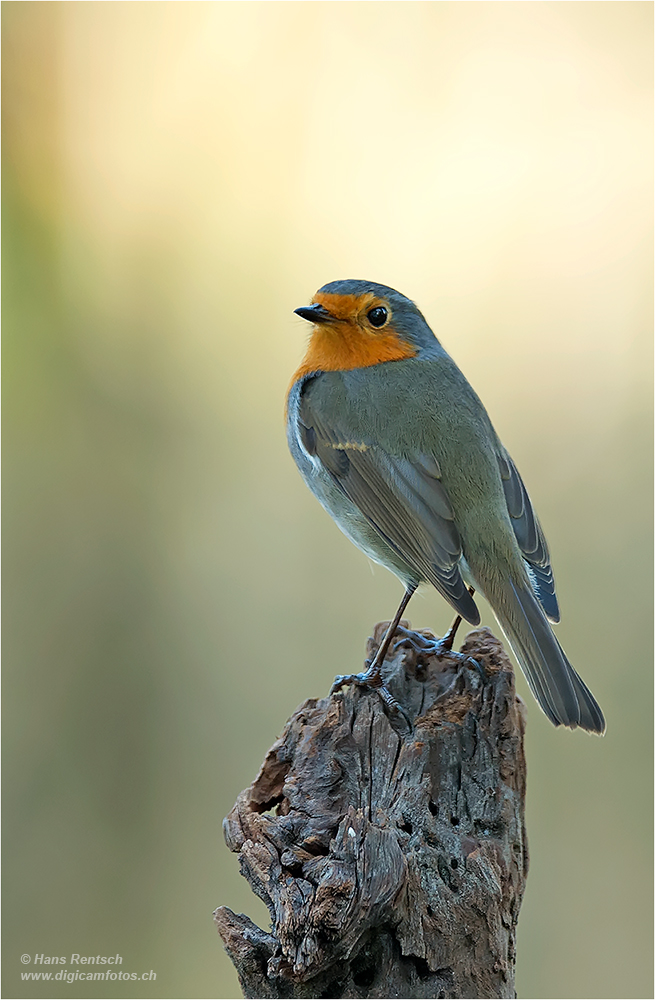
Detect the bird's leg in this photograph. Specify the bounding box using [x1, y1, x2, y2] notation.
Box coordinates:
[440, 587, 475, 650]
[330, 585, 417, 715]
[392, 587, 485, 679]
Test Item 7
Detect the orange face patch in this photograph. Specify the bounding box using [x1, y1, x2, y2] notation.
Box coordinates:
[290, 291, 416, 388]
[312, 291, 377, 321]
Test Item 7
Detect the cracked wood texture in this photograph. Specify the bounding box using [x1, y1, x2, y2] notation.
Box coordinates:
[215, 624, 528, 1000]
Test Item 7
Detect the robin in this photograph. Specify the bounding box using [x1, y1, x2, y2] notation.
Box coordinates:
[287, 279, 604, 734]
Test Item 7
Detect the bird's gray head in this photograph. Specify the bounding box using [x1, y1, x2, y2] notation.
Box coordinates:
[293, 279, 441, 357]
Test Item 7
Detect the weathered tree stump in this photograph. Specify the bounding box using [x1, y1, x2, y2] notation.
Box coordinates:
[215, 623, 528, 999]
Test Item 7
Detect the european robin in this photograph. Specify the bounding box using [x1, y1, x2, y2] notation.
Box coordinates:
[287, 280, 604, 734]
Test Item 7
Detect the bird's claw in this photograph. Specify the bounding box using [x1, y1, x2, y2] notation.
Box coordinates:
[330, 669, 378, 695]
[392, 626, 454, 657]
[392, 627, 486, 680]
[463, 655, 487, 682]
[330, 671, 413, 731]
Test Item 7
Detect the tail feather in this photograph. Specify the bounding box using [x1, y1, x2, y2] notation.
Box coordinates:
[495, 579, 605, 734]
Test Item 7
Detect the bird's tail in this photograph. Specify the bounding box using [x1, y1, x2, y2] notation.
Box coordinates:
[493, 577, 605, 734]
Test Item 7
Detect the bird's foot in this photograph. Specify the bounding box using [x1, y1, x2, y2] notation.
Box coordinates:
[331, 665, 413, 731]
[392, 626, 486, 681]
[330, 666, 377, 695]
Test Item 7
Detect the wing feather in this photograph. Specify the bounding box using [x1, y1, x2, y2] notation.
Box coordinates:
[497, 449, 560, 622]
[300, 394, 480, 624]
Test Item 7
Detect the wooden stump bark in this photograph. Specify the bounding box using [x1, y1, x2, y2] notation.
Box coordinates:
[215, 623, 528, 999]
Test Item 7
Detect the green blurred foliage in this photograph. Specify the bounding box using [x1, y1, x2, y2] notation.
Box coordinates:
[3, 3, 652, 998]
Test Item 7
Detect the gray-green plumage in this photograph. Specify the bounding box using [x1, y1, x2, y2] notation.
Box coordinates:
[288, 280, 604, 734]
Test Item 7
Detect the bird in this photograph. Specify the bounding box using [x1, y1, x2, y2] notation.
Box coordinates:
[286, 279, 605, 734]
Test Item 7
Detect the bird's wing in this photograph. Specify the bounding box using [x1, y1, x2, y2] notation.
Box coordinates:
[298, 393, 480, 624]
[496, 449, 560, 622]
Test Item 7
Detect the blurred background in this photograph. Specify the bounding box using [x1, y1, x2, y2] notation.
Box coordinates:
[3, 3, 652, 998]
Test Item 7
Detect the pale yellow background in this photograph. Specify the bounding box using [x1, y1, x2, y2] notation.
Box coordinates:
[4, 3, 652, 998]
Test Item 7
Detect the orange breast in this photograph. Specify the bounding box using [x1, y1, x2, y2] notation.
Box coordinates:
[290, 322, 416, 387]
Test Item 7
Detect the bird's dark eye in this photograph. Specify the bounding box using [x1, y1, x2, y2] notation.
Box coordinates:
[367, 306, 388, 328]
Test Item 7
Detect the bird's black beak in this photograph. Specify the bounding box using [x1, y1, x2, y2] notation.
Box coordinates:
[294, 303, 333, 325]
